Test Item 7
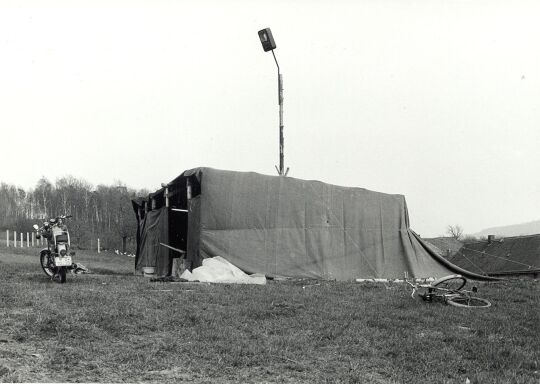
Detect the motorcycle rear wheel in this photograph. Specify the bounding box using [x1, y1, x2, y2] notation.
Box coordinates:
[40, 251, 55, 278]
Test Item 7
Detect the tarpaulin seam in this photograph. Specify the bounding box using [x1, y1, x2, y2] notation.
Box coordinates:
[303, 183, 310, 276]
[264, 177, 270, 274]
[307, 182, 379, 278]
[378, 196, 385, 276]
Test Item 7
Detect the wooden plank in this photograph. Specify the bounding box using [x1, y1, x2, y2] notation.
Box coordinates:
[159, 242, 186, 254]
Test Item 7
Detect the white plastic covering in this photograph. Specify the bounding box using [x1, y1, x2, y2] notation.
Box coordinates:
[180, 256, 266, 285]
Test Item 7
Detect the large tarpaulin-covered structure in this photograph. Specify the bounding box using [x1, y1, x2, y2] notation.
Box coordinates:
[132, 167, 490, 281]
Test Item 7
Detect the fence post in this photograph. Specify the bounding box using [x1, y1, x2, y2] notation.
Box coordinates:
[14, 231, 17, 248]
[20, 233, 23, 247]
[6, 230, 8, 247]
[32, 232, 35, 247]
[26, 232, 29, 247]
[97, 238, 101, 253]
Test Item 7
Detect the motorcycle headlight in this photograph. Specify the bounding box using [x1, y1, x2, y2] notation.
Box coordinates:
[60, 249, 67, 256]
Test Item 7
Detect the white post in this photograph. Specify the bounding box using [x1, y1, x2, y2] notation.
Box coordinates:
[26, 232, 29, 247]
[20, 233, 23, 247]
[6, 230, 9, 247]
[97, 238, 101, 253]
[32, 232, 35, 247]
[14, 231, 17, 248]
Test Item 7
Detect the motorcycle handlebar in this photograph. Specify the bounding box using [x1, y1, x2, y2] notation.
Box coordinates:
[34, 215, 72, 231]
[48, 215, 73, 223]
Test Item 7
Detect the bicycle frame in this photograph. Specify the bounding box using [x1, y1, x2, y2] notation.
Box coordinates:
[406, 275, 491, 308]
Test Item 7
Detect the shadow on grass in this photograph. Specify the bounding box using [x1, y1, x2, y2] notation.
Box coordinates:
[89, 267, 133, 276]
[21, 273, 54, 284]
[18, 270, 132, 287]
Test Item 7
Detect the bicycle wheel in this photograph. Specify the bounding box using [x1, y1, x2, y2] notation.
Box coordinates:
[432, 275, 466, 291]
[447, 295, 491, 308]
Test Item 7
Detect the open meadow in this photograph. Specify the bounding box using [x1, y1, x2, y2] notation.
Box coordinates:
[0, 247, 538, 383]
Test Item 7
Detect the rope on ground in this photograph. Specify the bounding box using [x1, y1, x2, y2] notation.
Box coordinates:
[453, 249, 488, 276]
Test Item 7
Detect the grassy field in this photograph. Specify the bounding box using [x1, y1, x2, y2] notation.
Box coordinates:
[0, 247, 538, 383]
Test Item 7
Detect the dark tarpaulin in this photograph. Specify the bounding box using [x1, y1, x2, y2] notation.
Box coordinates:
[131, 198, 144, 269]
[135, 207, 171, 276]
[186, 195, 201, 268]
[448, 235, 540, 276]
[180, 168, 493, 281]
[133, 167, 494, 281]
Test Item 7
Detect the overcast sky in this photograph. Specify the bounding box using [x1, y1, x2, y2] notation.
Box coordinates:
[1, 0, 538, 237]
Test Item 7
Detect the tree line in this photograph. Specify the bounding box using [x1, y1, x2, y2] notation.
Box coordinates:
[0, 176, 150, 251]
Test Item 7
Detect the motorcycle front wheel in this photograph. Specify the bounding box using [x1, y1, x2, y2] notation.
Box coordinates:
[40, 251, 55, 278]
[52, 267, 67, 284]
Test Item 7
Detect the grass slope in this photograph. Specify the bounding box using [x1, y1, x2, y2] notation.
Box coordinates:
[0, 248, 538, 383]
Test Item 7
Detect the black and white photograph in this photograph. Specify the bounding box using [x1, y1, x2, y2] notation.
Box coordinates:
[0, 1, 538, 383]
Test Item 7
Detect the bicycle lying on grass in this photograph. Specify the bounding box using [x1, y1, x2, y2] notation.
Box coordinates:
[406, 274, 491, 308]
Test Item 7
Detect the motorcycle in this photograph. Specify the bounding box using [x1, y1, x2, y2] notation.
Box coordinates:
[33, 215, 78, 283]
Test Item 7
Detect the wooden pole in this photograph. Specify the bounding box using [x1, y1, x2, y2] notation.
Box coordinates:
[271, 50, 288, 176]
[97, 238, 101, 253]
[278, 72, 284, 175]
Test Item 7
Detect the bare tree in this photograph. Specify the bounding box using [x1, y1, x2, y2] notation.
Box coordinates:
[446, 224, 464, 240]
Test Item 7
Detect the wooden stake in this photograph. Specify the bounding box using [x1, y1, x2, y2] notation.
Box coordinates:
[159, 242, 186, 254]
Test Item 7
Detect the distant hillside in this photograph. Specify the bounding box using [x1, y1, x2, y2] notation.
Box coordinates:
[476, 220, 540, 237]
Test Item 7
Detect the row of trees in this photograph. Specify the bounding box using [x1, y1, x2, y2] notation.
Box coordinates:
[0, 176, 150, 251]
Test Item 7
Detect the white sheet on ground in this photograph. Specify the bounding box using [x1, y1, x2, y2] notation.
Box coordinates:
[180, 256, 266, 285]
